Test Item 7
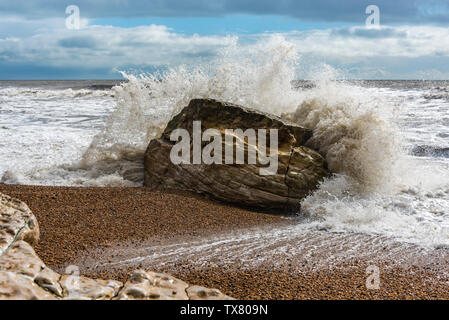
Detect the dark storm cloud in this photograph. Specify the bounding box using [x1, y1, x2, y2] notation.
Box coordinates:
[0, 0, 448, 24]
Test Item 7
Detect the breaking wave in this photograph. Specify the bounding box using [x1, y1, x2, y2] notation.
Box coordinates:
[84, 36, 402, 193]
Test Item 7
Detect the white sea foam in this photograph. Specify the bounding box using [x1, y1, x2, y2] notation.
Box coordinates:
[1, 36, 448, 247]
[0, 87, 112, 99]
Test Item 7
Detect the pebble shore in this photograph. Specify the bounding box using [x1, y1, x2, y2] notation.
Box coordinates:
[1, 184, 449, 300]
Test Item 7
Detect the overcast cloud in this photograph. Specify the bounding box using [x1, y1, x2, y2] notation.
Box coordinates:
[1, 0, 448, 23]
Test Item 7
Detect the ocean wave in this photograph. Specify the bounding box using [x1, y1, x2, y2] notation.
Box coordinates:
[423, 93, 449, 101]
[0, 87, 113, 99]
[411, 145, 449, 158]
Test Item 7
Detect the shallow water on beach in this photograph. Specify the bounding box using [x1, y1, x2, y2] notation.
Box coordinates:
[77, 223, 449, 281]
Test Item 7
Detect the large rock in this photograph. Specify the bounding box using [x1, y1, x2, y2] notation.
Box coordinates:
[0, 193, 39, 256]
[144, 99, 329, 210]
[0, 192, 233, 300]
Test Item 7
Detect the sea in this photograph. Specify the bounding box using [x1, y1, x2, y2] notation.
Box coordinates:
[1, 38, 448, 250]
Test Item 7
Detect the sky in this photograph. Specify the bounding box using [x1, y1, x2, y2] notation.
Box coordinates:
[0, 0, 449, 79]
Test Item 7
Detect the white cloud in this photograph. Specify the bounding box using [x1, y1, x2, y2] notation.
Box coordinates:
[1, 17, 449, 79]
[0, 22, 236, 70]
[282, 26, 449, 58]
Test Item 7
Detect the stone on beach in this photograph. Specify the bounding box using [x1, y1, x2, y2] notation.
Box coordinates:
[144, 98, 329, 210]
[115, 270, 189, 300]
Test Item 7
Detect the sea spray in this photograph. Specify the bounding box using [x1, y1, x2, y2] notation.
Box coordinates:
[287, 78, 449, 246]
[86, 35, 401, 193]
[77, 36, 302, 183]
[284, 78, 402, 193]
